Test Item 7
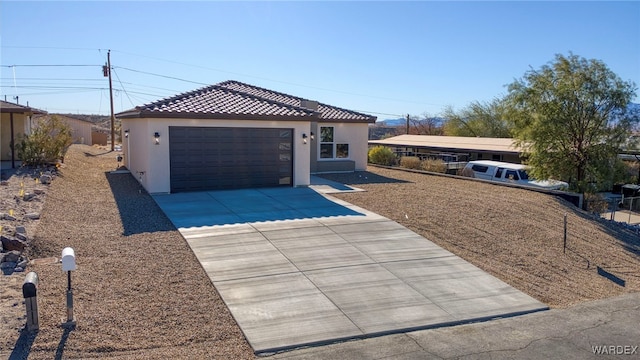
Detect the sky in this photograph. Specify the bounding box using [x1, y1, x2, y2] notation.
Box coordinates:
[1, 1, 639, 120]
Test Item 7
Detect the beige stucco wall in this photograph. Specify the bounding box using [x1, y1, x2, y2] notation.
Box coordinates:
[0, 113, 29, 161]
[121, 117, 311, 194]
[316, 122, 369, 171]
[62, 117, 93, 145]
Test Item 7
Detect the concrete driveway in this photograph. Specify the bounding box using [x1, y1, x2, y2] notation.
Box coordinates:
[152, 182, 547, 354]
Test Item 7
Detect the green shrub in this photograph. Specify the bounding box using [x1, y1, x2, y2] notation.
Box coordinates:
[421, 158, 447, 173]
[400, 156, 421, 169]
[368, 146, 396, 166]
[18, 115, 73, 166]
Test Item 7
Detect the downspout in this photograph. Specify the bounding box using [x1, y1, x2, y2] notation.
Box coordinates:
[10, 112, 15, 169]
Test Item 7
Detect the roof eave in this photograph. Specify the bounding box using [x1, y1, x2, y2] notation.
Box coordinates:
[117, 110, 320, 121]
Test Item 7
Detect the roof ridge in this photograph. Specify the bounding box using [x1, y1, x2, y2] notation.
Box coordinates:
[139, 84, 220, 110]
[215, 80, 316, 114]
[217, 80, 375, 119]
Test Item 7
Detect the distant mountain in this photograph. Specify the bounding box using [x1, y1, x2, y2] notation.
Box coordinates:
[377, 118, 406, 126]
[376, 117, 445, 127]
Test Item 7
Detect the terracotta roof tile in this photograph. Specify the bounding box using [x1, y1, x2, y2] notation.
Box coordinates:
[116, 80, 376, 123]
[218, 80, 376, 122]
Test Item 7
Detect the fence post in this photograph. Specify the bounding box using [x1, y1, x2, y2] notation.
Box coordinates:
[563, 213, 567, 254]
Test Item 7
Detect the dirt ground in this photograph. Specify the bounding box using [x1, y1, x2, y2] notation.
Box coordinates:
[321, 168, 640, 308]
[1, 146, 639, 358]
[0, 145, 254, 359]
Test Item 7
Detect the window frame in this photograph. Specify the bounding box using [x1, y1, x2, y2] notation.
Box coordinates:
[318, 126, 350, 160]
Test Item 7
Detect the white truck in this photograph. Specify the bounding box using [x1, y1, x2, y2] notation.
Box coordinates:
[462, 160, 568, 190]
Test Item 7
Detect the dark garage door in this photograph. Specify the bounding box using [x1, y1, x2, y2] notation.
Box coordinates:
[169, 127, 293, 192]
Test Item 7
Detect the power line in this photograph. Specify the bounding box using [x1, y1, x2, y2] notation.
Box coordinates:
[112, 67, 136, 108]
[1, 64, 99, 67]
[114, 66, 209, 86]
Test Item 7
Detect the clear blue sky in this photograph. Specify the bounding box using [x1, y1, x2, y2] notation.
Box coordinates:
[1, 1, 638, 120]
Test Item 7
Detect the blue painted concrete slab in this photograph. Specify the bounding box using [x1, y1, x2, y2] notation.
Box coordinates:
[152, 186, 548, 354]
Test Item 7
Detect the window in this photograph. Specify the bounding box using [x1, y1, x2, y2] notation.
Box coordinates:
[505, 170, 519, 180]
[495, 168, 503, 178]
[518, 170, 529, 180]
[319, 126, 349, 159]
[472, 165, 489, 173]
[336, 144, 349, 158]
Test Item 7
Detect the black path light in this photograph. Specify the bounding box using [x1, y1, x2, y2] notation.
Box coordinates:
[23, 271, 39, 331]
[61, 247, 77, 327]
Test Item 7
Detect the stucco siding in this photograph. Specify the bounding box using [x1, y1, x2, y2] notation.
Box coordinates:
[122, 118, 311, 194]
[0, 113, 28, 161]
[315, 122, 369, 172]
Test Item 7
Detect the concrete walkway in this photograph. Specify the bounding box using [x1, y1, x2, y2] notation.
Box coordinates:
[153, 185, 547, 354]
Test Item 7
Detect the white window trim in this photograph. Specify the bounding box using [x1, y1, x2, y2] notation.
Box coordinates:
[318, 126, 350, 160]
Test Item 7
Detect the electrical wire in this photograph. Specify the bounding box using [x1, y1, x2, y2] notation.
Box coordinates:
[111, 67, 136, 108]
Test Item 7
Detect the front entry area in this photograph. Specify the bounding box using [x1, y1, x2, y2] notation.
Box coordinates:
[169, 126, 293, 192]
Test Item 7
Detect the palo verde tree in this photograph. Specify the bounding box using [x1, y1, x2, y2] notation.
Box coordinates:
[507, 53, 638, 193]
[442, 97, 514, 138]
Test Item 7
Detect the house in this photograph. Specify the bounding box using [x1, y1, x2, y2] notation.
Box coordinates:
[33, 114, 93, 146]
[369, 134, 523, 173]
[0, 100, 46, 168]
[116, 80, 376, 193]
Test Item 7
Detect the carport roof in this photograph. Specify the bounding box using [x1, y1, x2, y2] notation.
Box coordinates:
[116, 80, 377, 123]
[0, 100, 47, 114]
[370, 134, 523, 154]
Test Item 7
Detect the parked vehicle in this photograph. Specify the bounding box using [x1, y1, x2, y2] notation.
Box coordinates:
[462, 160, 569, 190]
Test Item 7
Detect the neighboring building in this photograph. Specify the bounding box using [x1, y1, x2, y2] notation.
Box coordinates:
[369, 134, 523, 173]
[0, 100, 46, 168]
[116, 80, 376, 194]
[33, 114, 93, 145]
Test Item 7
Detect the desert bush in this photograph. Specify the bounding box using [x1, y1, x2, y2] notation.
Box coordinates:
[400, 156, 421, 169]
[584, 193, 609, 215]
[421, 158, 447, 173]
[459, 166, 475, 178]
[368, 146, 396, 166]
[18, 115, 73, 166]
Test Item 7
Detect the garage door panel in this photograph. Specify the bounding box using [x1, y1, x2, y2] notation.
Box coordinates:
[169, 126, 293, 192]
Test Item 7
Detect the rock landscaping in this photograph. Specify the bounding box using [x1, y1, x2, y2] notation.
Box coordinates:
[0, 165, 57, 274]
[0, 145, 253, 360]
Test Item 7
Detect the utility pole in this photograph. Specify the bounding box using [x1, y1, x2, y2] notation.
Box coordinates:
[105, 50, 115, 151]
[406, 114, 410, 135]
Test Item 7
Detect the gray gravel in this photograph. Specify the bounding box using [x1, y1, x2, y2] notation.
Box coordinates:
[1, 145, 254, 359]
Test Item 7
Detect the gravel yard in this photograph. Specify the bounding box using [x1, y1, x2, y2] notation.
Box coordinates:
[320, 168, 640, 308]
[1, 145, 254, 359]
[1, 145, 639, 358]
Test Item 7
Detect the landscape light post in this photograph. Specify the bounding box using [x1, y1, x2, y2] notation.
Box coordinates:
[61, 247, 77, 327]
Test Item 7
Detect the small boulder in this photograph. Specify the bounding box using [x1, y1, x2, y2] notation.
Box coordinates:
[13, 267, 24, 273]
[15, 226, 26, 234]
[40, 174, 52, 185]
[1, 213, 16, 221]
[33, 189, 45, 195]
[1, 235, 27, 252]
[23, 193, 35, 201]
[15, 232, 28, 242]
[1, 250, 21, 263]
[24, 213, 40, 220]
[16, 259, 28, 269]
[0, 262, 16, 270]
[0, 180, 8, 186]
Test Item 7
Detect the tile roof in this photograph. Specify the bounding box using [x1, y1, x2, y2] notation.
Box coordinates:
[117, 80, 376, 123]
[218, 80, 376, 122]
